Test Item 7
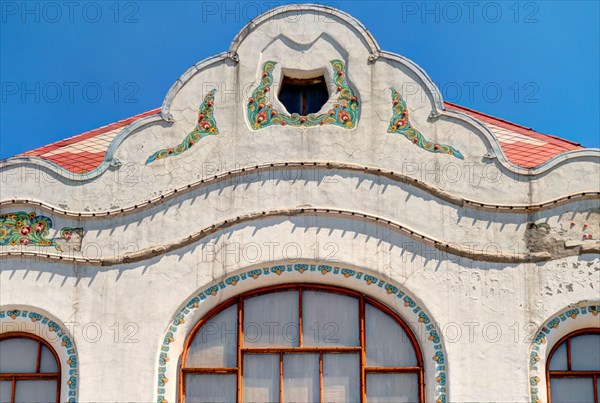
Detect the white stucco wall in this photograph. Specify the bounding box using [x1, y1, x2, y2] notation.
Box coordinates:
[1, 5, 599, 403]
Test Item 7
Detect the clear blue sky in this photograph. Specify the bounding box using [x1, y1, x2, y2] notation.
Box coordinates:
[1, 1, 598, 159]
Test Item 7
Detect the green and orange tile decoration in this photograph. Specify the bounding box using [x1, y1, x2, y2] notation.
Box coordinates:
[388, 88, 464, 159]
[0, 211, 81, 251]
[146, 89, 219, 164]
[247, 60, 359, 129]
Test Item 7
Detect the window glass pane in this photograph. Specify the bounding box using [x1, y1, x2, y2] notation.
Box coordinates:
[0, 338, 39, 373]
[323, 353, 360, 403]
[304, 80, 329, 114]
[366, 373, 419, 403]
[243, 354, 279, 403]
[283, 354, 319, 403]
[185, 374, 236, 403]
[570, 334, 600, 371]
[365, 304, 416, 367]
[549, 342, 568, 371]
[303, 291, 359, 347]
[278, 82, 303, 115]
[0, 381, 11, 403]
[244, 291, 299, 347]
[14, 380, 56, 403]
[39, 345, 58, 373]
[187, 305, 238, 368]
[597, 378, 600, 402]
[550, 377, 594, 403]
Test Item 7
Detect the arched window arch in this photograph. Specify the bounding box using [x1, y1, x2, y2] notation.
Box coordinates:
[180, 284, 424, 402]
[0, 332, 61, 403]
[546, 328, 600, 403]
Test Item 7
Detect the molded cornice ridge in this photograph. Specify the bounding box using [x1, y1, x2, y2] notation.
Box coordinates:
[1, 207, 599, 266]
[1, 162, 598, 218]
[1, 5, 598, 181]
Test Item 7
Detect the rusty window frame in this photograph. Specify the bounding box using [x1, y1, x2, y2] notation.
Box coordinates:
[179, 284, 425, 402]
[546, 328, 600, 403]
[0, 332, 61, 403]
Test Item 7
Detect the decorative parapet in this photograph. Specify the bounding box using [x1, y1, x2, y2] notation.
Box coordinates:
[388, 88, 464, 159]
[247, 60, 359, 129]
[146, 89, 219, 164]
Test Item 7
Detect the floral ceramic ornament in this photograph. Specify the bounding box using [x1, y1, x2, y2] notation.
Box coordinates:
[0, 211, 80, 251]
[247, 60, 359, 129]
[146, 89, 219, 164]
[388, 88, 464, 159]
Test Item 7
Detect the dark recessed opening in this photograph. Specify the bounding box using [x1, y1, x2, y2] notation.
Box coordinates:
[278, 75, 329, 116]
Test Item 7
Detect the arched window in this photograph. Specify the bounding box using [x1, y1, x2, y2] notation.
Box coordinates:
[546, 328, 600, 403]
[180, 284, 424, 402]
[0, 333, 60, 403]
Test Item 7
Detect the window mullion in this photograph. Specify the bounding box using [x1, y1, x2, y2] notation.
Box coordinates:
[11, 376, 15, 403]
[237, 298, 244, 403]
[36, 341, 42, 373]
[279, 352, 284, 403]
[359, 297, 366, 403]
[302, 88, 307, 116]
[299, 288, 303, 347]
[319, 352, 323, 403]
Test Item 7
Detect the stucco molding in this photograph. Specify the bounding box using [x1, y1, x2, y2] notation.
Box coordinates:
[155, 261, 449, 403]
[1, 207, 598, 266]
[528, 302, 600, 403]
[227, 4, 380, 56]
[0, 305, 79, 402]
[1, 162, 598, 218]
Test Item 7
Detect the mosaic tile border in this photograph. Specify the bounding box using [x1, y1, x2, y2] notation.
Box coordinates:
[529, 304, 599, 403]
[156, 263, 447, 403]
[388, 88, 464, 159]
[0, 211, 82, 251]
[0, 308, 78, 402]
[247, 60, 359, 129]
[146, 89, 219, 164]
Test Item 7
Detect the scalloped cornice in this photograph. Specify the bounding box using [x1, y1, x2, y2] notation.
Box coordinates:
[1, 162, 598, 218]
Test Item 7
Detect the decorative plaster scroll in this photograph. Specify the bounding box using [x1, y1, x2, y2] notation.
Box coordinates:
[156, 263, 447, 403]
[529, 304, 600, 403]
[146, 89, 219, 164]
[0, 211, 82, 251]
[388, 88, 464, 159]
[0, 308, 78, 402]
[3, 207, 597, 266]
[3, 163, 596, 219]
[247, 60, 359, 129]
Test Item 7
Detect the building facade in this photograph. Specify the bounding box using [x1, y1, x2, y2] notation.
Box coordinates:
[1, 5, 599, 403]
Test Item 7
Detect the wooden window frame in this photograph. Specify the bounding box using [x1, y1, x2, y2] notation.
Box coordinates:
[546, 328, 600, 403]
[179, 284, 425, 402]
[0, 332, 61, 403]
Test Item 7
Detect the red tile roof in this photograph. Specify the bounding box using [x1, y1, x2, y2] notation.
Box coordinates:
[18, 109, 161, 174]
[12, 104, 583, 173]
[444, 102, 582, 168]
